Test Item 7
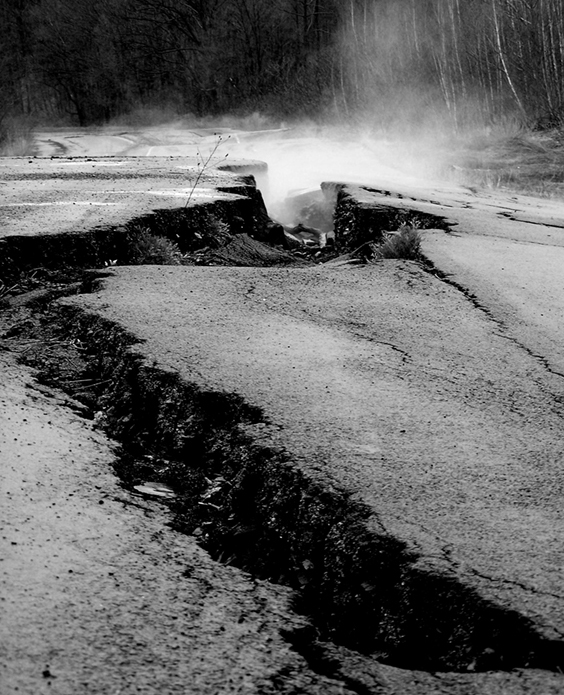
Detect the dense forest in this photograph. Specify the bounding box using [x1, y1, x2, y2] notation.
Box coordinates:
[1, 0, 564, 143]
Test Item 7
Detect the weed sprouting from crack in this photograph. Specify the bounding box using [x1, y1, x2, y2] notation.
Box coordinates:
[184, 133, 230, 209]
[375, 224, 422, 260]
[123, 227, 184, 265]
[338, 224, 423, 265]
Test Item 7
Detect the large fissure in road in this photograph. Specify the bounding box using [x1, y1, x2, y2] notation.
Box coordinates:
[2, 178, 563, 683]
[0, 161, 450, 290]
[4, 289, 563, 676]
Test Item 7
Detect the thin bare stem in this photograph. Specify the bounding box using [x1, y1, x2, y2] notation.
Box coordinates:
[184, 134, 229, 209]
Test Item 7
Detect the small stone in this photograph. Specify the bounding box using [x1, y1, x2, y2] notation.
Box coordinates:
[133, 482, 176, 499]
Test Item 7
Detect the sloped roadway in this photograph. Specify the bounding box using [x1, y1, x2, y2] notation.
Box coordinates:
[2, 127, 564, 694]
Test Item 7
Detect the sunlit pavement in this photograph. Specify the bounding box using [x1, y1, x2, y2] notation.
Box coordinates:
[2, 126, 564, 693]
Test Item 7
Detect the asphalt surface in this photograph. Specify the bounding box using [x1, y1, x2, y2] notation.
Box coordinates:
[424, 226, 564, 377]
[63, 263, 564, 641]
[0, 156, 247, 239]
[0, 352, 353, 695]
[338, 184, 564, 377]
[2, 126, 564, 693]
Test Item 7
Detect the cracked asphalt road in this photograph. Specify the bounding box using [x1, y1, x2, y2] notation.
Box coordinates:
[0, 351, 356, 695]
[65, 262, 564, 643]
[2, 127, 564, 693]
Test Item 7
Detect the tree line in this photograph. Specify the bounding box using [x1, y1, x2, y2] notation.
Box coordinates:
[339, 0, 564, 130]
[1, 0, 564, 141]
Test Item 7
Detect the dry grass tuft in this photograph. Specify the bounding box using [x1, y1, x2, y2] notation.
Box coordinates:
[449, 128, 564, 199]
[126, 229, 183, 265]
[376, 224, 422, 260]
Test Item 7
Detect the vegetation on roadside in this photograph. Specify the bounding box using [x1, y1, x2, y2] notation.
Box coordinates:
[109, 218, 232, 268]
[2, 1, 564, 133]
[185, 135, 229, 209]
[0, 268, 85, 303]
[448, 129, 564, 198]
[331, 224, 423, 266]
[376, 225, 422, 261]
[124, 229, 183, 266]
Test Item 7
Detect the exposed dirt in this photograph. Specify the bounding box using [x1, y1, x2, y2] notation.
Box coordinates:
[1, 342, 361, 695]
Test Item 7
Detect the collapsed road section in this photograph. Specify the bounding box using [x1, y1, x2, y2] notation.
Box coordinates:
[0, 155, 274, 284]
[2, 155, 564, 694]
